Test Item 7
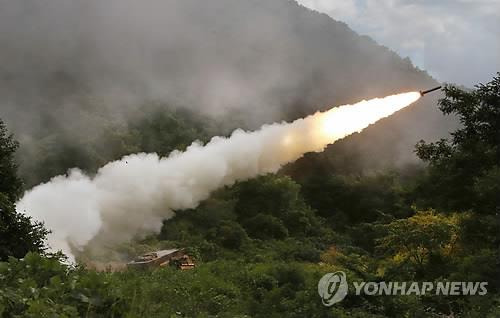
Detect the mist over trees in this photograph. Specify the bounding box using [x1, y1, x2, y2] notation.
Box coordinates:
[1, 71, 498, 316]
[0, 0, 455, 188]
[0, 0, 497, 315]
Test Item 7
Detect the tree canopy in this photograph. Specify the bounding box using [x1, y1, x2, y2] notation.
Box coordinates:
[1, 75, 499, 316]
[416, 73, 500, 214]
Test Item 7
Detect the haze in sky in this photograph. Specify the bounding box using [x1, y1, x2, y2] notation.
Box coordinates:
[297, 0, 500, 87]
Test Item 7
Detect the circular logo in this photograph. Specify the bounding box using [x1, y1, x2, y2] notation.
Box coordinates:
[318, 271, 348, 306]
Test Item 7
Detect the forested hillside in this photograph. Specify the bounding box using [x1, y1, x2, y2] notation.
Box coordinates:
[0, 0, 498, 316]
[1, 0, 454, 188]
[1, 76, 499, 317]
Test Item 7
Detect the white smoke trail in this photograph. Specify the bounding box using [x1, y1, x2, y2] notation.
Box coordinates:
[17, 92, 420, 259]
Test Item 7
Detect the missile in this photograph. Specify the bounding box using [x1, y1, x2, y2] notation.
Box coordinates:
[420, 86, 442, 96]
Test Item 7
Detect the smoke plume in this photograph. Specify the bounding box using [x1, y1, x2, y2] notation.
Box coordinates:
[1, 0, 453, 189]
[17, 92, 420, 259]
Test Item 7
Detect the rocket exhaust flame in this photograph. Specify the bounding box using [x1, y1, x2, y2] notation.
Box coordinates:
[17, 91, 421, 259]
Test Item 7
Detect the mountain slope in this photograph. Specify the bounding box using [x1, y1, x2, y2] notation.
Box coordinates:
[0, 0, 454, 183]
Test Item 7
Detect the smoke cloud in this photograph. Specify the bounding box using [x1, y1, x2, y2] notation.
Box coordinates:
[0, 0, 312, 127]
[0, 0, 454, 188]
[1, 0, 438, 129]
[17, 92, 420, 259]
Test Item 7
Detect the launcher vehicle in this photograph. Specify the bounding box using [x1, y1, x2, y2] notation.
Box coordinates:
[127, 249, 195, 270]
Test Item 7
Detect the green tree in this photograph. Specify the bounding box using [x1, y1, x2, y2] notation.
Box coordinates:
[244, 214, 289, 240]
[0, 118, 48, 261]
[301, 172, 409, 226]
[234, 175, 322, 237]
[0, 195, 48, 261]
[410, 74, 500, 312]
[415, 73, 500, 214]
[210, 220, 248, 250]
[0, 119, 22, 201]
[377, 210, 458, 278]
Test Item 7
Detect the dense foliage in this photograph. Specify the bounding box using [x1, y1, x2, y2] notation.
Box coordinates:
[0, 119, 47, 261]
[1, 75, 499, 316]
[415, 76, 500, 214]
[0, 120, 22, 202]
